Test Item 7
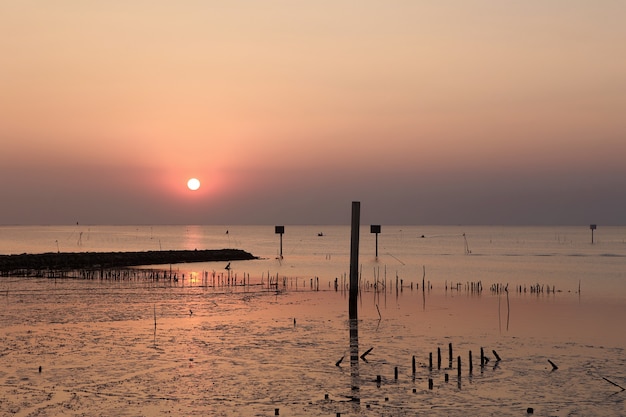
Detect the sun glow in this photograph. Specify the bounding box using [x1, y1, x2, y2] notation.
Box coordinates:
[187, 178, 201, 191]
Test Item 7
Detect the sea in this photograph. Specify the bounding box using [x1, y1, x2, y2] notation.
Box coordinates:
[1, 225, 625, 416]
[2, 224, 625, 296]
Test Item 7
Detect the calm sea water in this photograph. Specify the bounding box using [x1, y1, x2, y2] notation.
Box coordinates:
[2, 224, 625, 298]
[1, 225, 625, 416]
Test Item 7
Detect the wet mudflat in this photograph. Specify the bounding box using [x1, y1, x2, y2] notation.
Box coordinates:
[1, 277, 625, 416]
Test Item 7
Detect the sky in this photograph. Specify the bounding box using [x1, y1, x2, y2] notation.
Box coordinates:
[1, 1, 625, 225]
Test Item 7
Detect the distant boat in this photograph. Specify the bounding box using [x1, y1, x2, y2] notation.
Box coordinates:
[317, 232, 324, 237]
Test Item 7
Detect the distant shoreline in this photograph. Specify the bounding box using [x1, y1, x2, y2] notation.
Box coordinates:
[0, 249, 257, 273]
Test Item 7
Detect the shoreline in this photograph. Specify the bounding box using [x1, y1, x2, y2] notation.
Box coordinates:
[0, 249, 257, 273]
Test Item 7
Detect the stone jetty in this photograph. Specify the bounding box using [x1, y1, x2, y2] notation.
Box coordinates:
[0, 249, 256, 275]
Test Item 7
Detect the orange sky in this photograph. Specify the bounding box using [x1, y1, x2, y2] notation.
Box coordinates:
[1, 1, 625, 225]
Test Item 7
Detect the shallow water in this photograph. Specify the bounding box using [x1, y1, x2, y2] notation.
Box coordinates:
[2, 225, 625, 299]
[1, 278, 624, 416]
[1, 225, 625, 415]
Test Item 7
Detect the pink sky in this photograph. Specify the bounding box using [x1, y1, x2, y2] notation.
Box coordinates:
[1, 1, 625, 225]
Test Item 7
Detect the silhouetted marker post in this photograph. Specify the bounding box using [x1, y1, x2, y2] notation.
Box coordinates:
[349, 202, 361, 403]
[370, 225, 381, 258]
[590, 224, 597, 244]
[350, 203, 360, 320]
[275, 226, 284, 258]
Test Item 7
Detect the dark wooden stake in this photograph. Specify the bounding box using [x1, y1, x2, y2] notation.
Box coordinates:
[349, 202, 360, 321]
[360, 347, 373, 360]
[437, 347, 441, 369]
[602, 377, 626, 391]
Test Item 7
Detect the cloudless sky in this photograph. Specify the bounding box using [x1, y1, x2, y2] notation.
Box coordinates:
[1, 1, 625, 225]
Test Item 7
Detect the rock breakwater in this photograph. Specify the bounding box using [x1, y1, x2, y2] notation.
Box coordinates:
[0, 249, 256, 275]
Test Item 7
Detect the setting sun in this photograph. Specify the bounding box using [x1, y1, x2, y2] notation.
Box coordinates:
[187, 178, 201, 191]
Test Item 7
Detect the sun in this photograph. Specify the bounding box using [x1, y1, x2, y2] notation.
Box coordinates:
[187, 178, 201, 191]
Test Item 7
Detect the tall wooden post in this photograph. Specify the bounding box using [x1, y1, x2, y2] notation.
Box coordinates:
[349, 202, 361, 404]
[350, 202, 360, 320]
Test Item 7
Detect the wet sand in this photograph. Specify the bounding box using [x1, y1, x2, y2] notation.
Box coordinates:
[1, 277, 625, 416]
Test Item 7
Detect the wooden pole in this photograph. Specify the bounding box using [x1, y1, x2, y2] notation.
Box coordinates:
[437, 347, 441, 369]
[349, 202, 360, 403]
[349, 202, 360, 321]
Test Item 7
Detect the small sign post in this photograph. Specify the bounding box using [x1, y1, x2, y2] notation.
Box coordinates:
[590, 224, 597, 244]
[370, 225, 381, 258]
[275, 226, 285, 258]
